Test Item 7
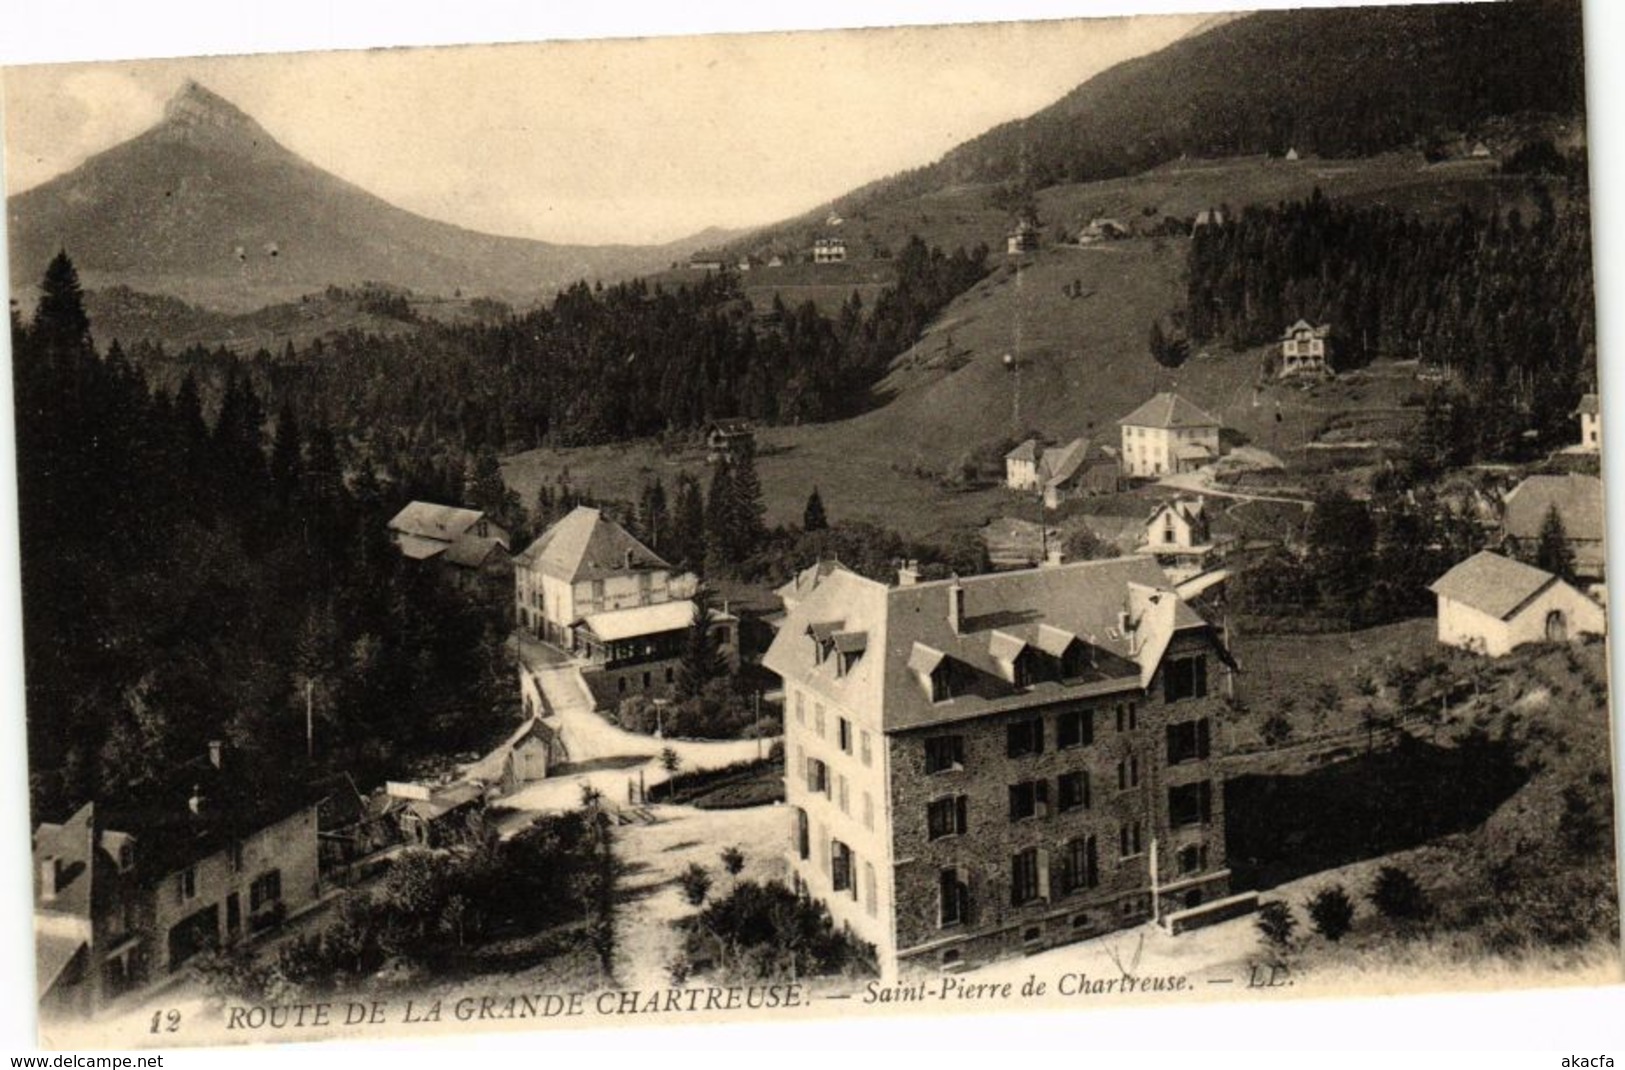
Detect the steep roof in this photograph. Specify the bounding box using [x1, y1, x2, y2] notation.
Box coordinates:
[442, 535, 508, 570]
[1039, 438, 1094, 487]
[1429, 551, 1559, 620]
[515, 507, 669, 583]
[387, 502, 484, 544]
[1006, 439, 1040, 464]
[1118, 392, 1222, 430]
[1281, 319, 1330, 339]
[764, 557, 1219, 735]
[1503, 474, 1604, 543]
[774, 559, 853, 606]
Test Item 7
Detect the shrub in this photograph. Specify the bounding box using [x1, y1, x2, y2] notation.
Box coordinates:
[1256, 900, 1297, 951]
[1307, 885, 1355, 941]
[678, 879, 877, 981]
[1369, 865, 1431, 922]
[720, 846, 746, 876]
[679, 863, 713, 906]
[1260, 713, 1294, 746]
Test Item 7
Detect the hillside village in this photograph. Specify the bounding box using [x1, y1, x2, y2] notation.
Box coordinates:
[10, 0, 1617, 1039]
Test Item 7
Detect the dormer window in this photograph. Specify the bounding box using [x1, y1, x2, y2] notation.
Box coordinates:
[832, 631, 868, 677]
[908, 643, 951, 703]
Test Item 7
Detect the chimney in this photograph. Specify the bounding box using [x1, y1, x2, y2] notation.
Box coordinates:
[947, 577, 965, 634]
[39, 855, 59, 901]
[898, 560, 920, 587]
[1043, 547, 1066, 568]
[207, 740, 224, 769]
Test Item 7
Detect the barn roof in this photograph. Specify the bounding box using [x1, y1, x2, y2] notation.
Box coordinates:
[1429, 551, 1558, 621]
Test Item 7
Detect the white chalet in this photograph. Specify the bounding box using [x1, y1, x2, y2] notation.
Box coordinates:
[1279, 320, 1331, 378]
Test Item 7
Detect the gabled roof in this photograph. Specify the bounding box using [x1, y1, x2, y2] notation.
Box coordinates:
[388, 502, 485, 544]
[1040, 438, 1097, 487]
[515, 507, 669, 583]
[775, 560, 852, 605]
[442, 535, 508, 570]
[1502, 474, 1605, 543]
[1429, 551, 1560, 621]
[764, 556, 1222, 734]
[1281, 320, 1330, 339]
[1006, 439, 1040, 464]
[1118, 393, 1222, 430]
[1576, 393, 1600, 416]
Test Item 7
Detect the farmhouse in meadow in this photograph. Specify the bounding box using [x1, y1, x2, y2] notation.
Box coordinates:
[1429, 551, 1605, 657]
[1118, 393, 1223, 479]
[813, 237, 847, 263]
[766, 555, 1244, 977]
[1575, 393, 1601, 453]
[1006, 218, 1040, 255]
[1500, 473, 1606, 582]
[1005, 437, 1121, 504]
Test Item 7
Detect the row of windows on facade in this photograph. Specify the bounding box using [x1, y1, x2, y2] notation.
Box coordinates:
[794, 691, 874, 766]
[803, 756, 877, 830]
[175, 864, 283, 914]
[925, 711, 1211, 775]
[793, 811, 880, 919]
[927, 777, 1213, 839]
[942, 838, 1210, 928]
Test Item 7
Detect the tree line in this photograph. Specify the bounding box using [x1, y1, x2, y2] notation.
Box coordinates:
[12, 253, 515, 823]
[1185, 188, 1595, 458]
[122, 236, 990, 456]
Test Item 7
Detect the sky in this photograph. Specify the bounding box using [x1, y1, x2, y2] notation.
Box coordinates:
[0, 11, 1214, 245]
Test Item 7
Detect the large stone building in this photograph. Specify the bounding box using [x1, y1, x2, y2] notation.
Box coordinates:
[765, 556, 1237, 977]
[514, 507, 736, 700]
[1118, 393, 1223, 479]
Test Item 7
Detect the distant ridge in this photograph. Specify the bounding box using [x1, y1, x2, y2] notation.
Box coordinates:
[7, 81, 740, 311]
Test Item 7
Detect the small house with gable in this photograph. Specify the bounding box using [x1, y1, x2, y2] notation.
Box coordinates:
[1429, 551, 1605, 656]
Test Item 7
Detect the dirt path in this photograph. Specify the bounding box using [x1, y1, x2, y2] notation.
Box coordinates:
[607, 804, 788, 990]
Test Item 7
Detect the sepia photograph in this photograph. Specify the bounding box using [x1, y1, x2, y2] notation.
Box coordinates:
[2, 0, 1620, 1054]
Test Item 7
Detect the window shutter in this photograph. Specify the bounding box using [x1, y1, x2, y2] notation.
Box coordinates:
[1083, 771, 1092, 809]
[1037, 848, 1052, 901]
[1195, 656, 1208, 697]
[956, 795, 968, 835]
[1197, 718, 1211, 759]
[1035, 718, 1045, 754]
[1035, 778, 1050, 817]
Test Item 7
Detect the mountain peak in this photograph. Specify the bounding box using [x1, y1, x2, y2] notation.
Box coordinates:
[158, 80, 272, 147]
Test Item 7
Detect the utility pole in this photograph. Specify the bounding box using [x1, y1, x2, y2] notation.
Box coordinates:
[754, 691, 763, 761]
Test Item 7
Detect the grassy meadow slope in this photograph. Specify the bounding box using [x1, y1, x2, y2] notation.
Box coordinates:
[504, 153, 1538, 543]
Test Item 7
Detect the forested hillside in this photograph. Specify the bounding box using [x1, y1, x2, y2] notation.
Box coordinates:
[129, 236, 990, 453]
[12, 255, 514, 822]
[775, 0, 1583, 232]
[1184, 185, 1595, 457]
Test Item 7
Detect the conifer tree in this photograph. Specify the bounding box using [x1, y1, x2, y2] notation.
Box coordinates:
[1534, 504, 1577, 582]
[803, 485, 828, 532]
